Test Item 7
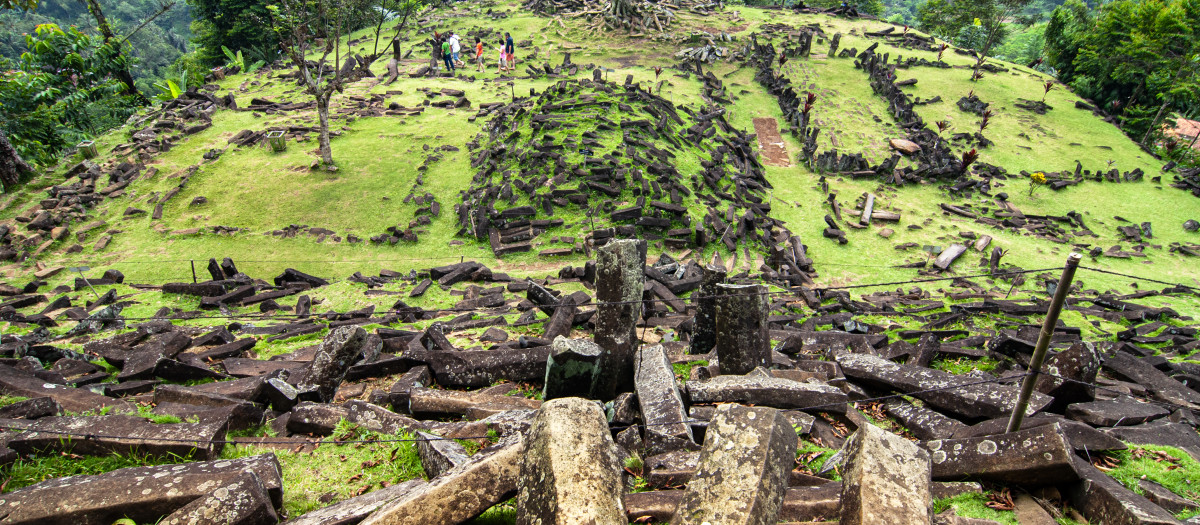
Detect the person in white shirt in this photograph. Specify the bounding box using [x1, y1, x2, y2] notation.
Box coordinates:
[449, 32, 463, 67]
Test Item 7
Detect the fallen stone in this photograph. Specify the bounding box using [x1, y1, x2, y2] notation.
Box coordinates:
[925, 423, 1077, 484]
[890, 138, 922, 155]
[685, 369, 848, 413]
[0, 364, 131, 414]
[1102, 420, 1200, 462]
[1066, 398, 1170, 427]
[836, 353, 1050, 419]
[673, 403, 793, 524]
[157, 470, 278, 525]
[417, 431, 471, 479]
[1013, 493, 1057, 525]
[360, 435, 523, 525]
[840, 423, 931, 525]
[1065, 454, 1180, 525]
[635, 344, 695, 455]
[286, 480, 427, 525]
[4, 415, 227, 460]
[516, 397, 625, 524]
[0, 453, 282, 525]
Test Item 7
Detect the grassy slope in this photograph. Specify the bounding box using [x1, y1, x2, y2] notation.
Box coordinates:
[0, 0, 1194, 298]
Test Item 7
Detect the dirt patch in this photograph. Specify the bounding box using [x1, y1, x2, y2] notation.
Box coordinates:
[753, 117, 790, 167]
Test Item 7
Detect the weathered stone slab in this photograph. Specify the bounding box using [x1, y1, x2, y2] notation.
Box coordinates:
[427, 347, 551, 387]
[543, 336, 602, 400]
[1067, 398, 1170, 427]
[672, 403, 793, 525]
[0, 453, 282, 525]
[635, 344, 695, 455]
[924, 423, 1077, 484]
[360, 435, 524, 525]
[298, 326, 368, 402]
[884, 398, 967, 441]
[1065, 454, 1181, 525]
[841, 424, 931, 525]
[409, 387, 541, 416]
[286, 480, 427, 525]
[516, 397, 625, 524]
[592, 239, 645, 399]
[1102, 420, 1200, 462]
[836, 353, 1050, 419]
[417, 431, 471, 478]
[4, 415, 227, 460]
[714, 284, 770, 374]
[685, 369, 848, 413]
[0, 396, 62, 419]
[157, 470, 278, 525]
[0, 364, 131, 413]
[1034, 341, 1100, 411]
[1105, 351, 1200, 409]
[690, 263, 726, 355]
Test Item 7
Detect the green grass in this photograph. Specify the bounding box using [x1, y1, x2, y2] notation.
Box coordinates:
[1, 451, 197, 493]
[931, 355, 1000, 375]
[1102, 444, 1200, 521]
[0, 395, 30, 407]
[672, 360, 709, 381]
[219, 419, 424, 519]
[933, 492, 1018, 525]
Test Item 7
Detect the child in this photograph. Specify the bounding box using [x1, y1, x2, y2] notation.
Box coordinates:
[497, 39, 508, 72]
[475, 37, 485, 72]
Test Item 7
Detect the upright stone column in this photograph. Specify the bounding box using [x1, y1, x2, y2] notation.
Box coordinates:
[543, 336, 603, 400]
[591, 239, 645, 399]
[714, 284, 769, 375]
[671, 404, 793, 525]
[516, 398, 626, 525]
[689, 263, 727, 355]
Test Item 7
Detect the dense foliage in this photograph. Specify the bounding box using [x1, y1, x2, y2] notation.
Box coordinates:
[187, 0, 276, 66]
[0, 23, 140, 165]
[1045, 0, 1200, 145]
[0, 0, 193, 93]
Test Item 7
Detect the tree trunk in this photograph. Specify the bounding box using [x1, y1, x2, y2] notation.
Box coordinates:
[316, 95, 335, 170]
[80, 0, 147, 104]
[1140, 99, 1172, 147]
[0, 129, 35, 192]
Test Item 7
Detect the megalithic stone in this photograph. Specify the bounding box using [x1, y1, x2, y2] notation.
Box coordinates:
[516, 398, 626, 525]
[690, 263, 726, 355]
[635, 345, 695, 456]
[298, 326, 368, 403]
[592, 239, 646, 399]
[671, 404, 793, 525]
[840, 424, 932, 525]
[543, 336, 603, 400]
[714, 284, 769, 375]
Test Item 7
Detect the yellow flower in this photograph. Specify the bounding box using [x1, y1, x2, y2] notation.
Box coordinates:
[1031, 172, 1047, 184]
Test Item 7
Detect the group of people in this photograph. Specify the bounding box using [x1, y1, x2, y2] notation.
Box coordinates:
[436, 31, 516, 75]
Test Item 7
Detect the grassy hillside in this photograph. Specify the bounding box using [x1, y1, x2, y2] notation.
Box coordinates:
[0, 0, 1194, 300]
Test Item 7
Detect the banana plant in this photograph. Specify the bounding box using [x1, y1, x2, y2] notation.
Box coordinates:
[222, 45, 266, 73]
[152, 68, 187, 102]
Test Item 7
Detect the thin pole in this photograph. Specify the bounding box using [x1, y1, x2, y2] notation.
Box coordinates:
[1006, 252, 1082, 433]
[190, 260, 197, 283]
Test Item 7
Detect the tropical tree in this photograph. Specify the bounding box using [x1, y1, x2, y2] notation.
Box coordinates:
[270, 0, 370, 170]
[1, 24, 138, 162]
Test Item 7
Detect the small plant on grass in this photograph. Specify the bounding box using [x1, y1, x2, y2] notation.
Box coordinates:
[1027, 171, 1047, 197]
[958, 149, 979, 177]
[979, 110, 993, 134]
[936, 120, 950, 135]
[938, 43, 948, 61]
[1041, 80, 1055, 103]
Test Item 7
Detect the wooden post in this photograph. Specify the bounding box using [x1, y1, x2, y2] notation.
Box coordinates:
[1006, 253, 1082, 433]
[190, 260, 197, 283]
